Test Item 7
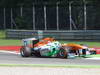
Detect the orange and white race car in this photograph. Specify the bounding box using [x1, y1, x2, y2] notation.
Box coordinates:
[20, 37, 91, 58]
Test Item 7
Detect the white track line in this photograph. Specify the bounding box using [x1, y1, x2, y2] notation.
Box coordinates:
[0, 50, 20, 55]
[85, 57, 100, 60]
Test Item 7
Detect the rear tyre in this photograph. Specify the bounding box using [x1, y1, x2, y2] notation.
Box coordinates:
[20, 46, 32, 57]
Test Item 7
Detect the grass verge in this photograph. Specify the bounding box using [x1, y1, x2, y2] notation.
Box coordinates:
[0, 39, 21, 46]
[0, 64, 100, 68]
[91, 54, 100, 57]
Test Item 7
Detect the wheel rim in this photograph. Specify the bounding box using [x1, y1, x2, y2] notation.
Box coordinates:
[59, 51, 64, 56]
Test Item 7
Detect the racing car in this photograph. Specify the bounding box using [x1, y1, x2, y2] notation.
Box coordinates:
[20, 37, 91, 58]
[20, 37, 68, 58]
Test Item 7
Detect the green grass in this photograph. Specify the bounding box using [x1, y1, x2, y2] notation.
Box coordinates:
[0, 39, 21, 46]
[0, 30, 21, 46]
[0, 64, 100, 68]
[91, 54, 100, 57]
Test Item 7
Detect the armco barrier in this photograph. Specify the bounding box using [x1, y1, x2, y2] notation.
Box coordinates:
[6, 30, 100, 40]
[6, 30, 38, 39]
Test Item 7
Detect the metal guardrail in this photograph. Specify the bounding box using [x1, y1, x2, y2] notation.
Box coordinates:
[6, 30, 37, 39]
[6, 30, 100, 40]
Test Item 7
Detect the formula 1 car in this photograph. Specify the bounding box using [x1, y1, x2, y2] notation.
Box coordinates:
[20, 37, 67, 58]
[20, 37, 91, 58]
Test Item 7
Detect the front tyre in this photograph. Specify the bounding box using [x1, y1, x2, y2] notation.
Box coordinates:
[58, 48, 68, 58]
[20, 46, 32, 57]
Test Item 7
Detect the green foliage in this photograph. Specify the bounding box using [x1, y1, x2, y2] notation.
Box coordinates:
[0, 0, 99, 7]
[15, 16, 26, 29]
[0, 0, 100, 30]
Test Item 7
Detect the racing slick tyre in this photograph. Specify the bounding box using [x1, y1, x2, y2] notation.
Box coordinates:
[58, 48, 68, 58]
[20, 46, 32, 57]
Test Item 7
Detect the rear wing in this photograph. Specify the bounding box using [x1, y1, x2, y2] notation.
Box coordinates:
[22, 38, 37, 41]
[22, 38, 37, 46]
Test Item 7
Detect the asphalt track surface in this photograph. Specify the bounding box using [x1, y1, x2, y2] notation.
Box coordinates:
[0, 51, 100, 65]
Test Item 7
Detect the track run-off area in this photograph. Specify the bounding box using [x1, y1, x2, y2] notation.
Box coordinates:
[0, 46, 100, 66]
[0, 50, 100, 66]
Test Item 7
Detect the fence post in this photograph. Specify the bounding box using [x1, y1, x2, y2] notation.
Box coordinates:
[3, 8, 6, 29]
[38, 30, 43, 40]
[11, 8, 13, 29]
[20, 5, 23, 17]
[44, 4, 47, 30]
[56, 2, 59, 30]
[84, 0, 87, 30]
[33, 3, 35, 30]
[69, 1, 73, 30]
